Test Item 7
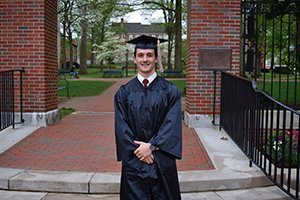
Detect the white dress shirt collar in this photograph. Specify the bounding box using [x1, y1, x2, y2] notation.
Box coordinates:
[137, 72, 157, 87]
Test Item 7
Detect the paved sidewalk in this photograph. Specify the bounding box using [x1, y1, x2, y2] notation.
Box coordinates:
[0, 78, 214, 172]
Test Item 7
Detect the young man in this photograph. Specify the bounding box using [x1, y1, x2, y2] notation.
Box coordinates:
[114, 35, 182, 200]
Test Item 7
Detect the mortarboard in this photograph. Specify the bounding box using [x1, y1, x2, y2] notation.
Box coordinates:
[126, 35, 167, 50]
[127, 35, 167, 72]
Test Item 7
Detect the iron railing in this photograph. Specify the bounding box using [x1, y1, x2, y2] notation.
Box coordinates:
[0, 69, 25, 131]
[220, 72, 300, 199]
[241, 0, 300, 109]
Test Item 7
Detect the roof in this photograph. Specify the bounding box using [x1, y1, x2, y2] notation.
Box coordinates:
[112, 22, 167, 34]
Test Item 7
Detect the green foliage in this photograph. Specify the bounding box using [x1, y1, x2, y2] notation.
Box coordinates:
[256, 75, 300, 107]
[59, 107, 76, 120]
[255, 9, 299, 70]
[169, 80, 186, 95]
[58, 80, 114, 97]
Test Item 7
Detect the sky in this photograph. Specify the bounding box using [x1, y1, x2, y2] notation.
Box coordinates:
[122, 10, 164, 23]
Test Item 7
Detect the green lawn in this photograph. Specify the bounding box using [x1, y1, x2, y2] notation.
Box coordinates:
[256, 71, 300, 107]
[76, 68, 102, 78]
[170, 80, 186, 95]
[256, 80, 299, 107]
[75, 67, 138, 78]
[75, 67, 186, 79]
[258, 72, 299, 81]
[58, 80, 114, 97]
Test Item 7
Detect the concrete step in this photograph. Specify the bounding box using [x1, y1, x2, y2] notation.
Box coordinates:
[0, 168, 273, 194]
[181, 186, 293, 200]
[0, 186, 292, 200]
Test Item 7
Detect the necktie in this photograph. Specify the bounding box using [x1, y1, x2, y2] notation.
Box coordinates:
[143, 79, 149, 88]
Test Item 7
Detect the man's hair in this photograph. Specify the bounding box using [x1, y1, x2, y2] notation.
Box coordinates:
[134, 47, 158, 58]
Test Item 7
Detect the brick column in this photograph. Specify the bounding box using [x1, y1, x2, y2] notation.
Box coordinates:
[185, 0, 241, 127]
[0, 0, 59, 126]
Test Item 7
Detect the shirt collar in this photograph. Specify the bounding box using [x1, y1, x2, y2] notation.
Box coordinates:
[137, 72, 157, 87]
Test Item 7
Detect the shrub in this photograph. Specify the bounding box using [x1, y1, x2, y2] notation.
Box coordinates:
[265, 129, 299, 167]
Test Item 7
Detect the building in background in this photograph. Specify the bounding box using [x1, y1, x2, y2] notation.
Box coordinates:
[112, 18, 168, 41]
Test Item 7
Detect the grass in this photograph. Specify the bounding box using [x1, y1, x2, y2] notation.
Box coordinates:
[76, 68, 102, 78]
[75, 67, 187, 79]
[256, 71, 299, 107]
[59, 107, 75, 120]
[258, 72, 299, 81]
[75, 66, 138, 78]
[256, 81, 299, 107]
[58, 80, 114, 97]
[170, 80, 186, 95]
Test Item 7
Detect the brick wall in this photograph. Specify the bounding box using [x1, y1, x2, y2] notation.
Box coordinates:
[186, 0, 241, 115]
[0, 0, 58, 112]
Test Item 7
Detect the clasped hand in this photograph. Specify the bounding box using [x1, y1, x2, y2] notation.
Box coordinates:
[134, 141, 154, 164]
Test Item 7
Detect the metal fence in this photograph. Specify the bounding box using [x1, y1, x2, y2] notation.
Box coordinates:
[241, 0, 300, 109]
[220, 72, 300, 199]
[0, 69, 25, 131]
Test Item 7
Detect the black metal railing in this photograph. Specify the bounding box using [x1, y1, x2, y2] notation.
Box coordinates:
[0, 69, 25, 131]
[220, 72, 300, 199]
[241, 0, 300, 109]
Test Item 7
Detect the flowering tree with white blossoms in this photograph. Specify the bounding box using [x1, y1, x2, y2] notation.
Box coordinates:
[94, 32, 127, 66]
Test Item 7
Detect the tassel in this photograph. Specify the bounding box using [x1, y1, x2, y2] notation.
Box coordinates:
[157, 39, 164, 73]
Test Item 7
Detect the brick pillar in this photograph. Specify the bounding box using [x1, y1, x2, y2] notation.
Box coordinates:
[0, 0, 59, 126]
[185, 0, 241, 127]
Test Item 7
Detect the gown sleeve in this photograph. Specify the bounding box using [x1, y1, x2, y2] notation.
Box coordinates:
[149, 85, 182, 159]
[114, 86, 138, 161]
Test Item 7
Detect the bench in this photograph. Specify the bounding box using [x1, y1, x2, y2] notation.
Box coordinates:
[102, 69, 123, 78]
[58, 72, 70, 98]
[59, 68, 79, 79]
[162, 69, 183, 78]
[273, 66, 291, 74]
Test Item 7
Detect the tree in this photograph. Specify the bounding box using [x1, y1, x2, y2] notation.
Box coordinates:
[262, 1, 300, 71]
[81, 5, 91, 74]
[94, 32, 127, 65]
[58, 0, 132, 74]
[142, 0, 175, 69]
[137, 0, 186, 70]
[89, 0, 131, 67]
[174, 0, 182, 70]
[58, 0, 76, 70]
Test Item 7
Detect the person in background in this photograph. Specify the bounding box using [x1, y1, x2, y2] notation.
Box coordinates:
[114, 35, 182, 200]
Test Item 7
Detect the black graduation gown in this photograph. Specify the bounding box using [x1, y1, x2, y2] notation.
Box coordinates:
[114, 76, 182, 200]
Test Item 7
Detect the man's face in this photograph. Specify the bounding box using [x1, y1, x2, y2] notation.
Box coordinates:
[134, 48, 157, 77]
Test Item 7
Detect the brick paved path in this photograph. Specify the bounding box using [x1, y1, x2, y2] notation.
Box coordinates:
[0, 78, 214, 172]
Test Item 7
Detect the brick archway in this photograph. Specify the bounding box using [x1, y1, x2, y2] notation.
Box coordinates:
[1, 0, 242, 127]
[185, 0, 241, 127]
[0, 0, 59, 126]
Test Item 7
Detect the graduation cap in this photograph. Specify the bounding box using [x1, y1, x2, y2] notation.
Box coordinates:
[127, 35, 167, 50]
[127, 35, 167, 72]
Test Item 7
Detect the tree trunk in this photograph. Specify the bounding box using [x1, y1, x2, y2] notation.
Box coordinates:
[167, 25, 174, 69]
[174, 0, 182, 70]
[297, 13, 300, 73]
[79, 6, 88, 74]
[90, 27, 95, 66]
[69, 38, 73, 70]
[62, 16, 67, 70]
[67, 25, 73, 71]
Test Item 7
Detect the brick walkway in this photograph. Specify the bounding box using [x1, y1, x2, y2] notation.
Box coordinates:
[0, 78, 214, 172]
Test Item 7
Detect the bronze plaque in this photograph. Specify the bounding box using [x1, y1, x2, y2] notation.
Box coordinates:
[198, 48, 231, 71]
